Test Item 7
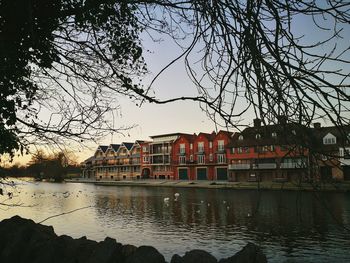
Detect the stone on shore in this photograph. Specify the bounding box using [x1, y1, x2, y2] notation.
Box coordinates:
[218, 242, 267, 263]
[170, 249, 217, 263]
[0, 216, 267, 263]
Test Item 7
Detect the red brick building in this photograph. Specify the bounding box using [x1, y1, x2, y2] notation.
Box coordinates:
[227, 119, 309, 182]
[173, 131, 233, 180]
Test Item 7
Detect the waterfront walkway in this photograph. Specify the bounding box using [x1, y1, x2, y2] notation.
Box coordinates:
[65, 178, 350, 192]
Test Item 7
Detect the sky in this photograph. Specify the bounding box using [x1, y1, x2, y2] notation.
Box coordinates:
[6, 4, 350, 165]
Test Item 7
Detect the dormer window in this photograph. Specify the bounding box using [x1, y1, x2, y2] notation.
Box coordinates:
[255, 133, 261, 139]
[272, 132, 277, 138]
[238, 135, 244, 141]
[323, 133, 336, 145]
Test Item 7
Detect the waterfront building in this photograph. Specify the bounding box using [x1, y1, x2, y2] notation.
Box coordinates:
[141, 133, 191, 179]
[311, 123, 350, 181]
[82, 141, 143, 180]
[173, 131, 232, 180]
[82, 120, 349, 182]
[227, 119, 309, 182]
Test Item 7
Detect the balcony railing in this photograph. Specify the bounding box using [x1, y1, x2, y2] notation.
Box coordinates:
[217, 146, 225, 153]
[280, 162, 306, 169]
[228, 164, 250, 170]
[252, 163, 277, 169]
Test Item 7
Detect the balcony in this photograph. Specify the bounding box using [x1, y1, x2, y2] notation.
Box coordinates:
[280, 162, 306, 169]
[228, 164, 251, 170]
[252, 163, 277, 169]
[178, 149, 186, 155]
[216, 147, 225, 153]
[197, 148, 205, 154]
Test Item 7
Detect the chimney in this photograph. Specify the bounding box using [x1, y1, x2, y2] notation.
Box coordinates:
[313, 122, 321, 129]
[253, 118, 261, 128]
[277, 115, 287, 124]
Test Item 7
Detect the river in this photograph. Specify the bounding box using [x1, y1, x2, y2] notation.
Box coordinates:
[0, 180, 349, 262]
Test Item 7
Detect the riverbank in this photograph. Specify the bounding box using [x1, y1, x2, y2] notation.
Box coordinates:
[65, 178, 350, 192]
[0, 216, 267, 263]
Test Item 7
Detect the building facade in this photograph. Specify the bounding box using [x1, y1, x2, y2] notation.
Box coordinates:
[82, 120, 350, 182]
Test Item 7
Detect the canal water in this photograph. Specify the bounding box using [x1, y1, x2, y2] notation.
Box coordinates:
[0, 180, 349, 262]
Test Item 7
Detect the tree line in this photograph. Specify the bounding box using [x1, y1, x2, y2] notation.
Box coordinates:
[0, 151, 80, 182]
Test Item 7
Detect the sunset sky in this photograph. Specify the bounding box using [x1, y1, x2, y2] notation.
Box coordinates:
[8, 10, 350, 166]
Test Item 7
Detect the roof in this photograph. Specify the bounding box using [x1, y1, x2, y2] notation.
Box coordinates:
[122, 142, 134, 151]
[149, 133, 191, 139]
[83, 156, 95, 163]
[229, 123, 311, 147]
[110, 144, 120, 151]
[197, 132, 216, 141]
[311, 125, 350, 151]
[98, 145, 108, 153]
[175, 134, 196, 143]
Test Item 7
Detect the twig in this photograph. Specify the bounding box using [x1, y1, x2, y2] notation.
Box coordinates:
[38, 206, 91, 224]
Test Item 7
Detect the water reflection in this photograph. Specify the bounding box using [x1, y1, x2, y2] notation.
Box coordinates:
[0, 181, 349, 262]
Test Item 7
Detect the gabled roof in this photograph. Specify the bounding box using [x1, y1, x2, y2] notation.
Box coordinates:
[110, 144, 121, 152]
[122, 142, 134, 151]
[215, 130, 234, 138]
[312, 125, 350, 150]
[175, 134, 196, 143]
[196, 132, 216, 141]
[98, 145, 108, 153]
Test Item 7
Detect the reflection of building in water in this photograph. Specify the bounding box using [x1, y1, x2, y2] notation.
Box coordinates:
[91, 186, 348, 250]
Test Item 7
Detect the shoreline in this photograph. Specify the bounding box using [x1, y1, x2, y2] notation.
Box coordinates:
[65, 178, 350, 192]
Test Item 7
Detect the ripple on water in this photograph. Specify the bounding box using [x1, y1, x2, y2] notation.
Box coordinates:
[1, 181, 350, 262]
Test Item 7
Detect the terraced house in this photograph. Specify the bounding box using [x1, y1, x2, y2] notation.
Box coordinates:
[82, 141, 143, 180]
[227, 118, 310, 182]
[82, 119, 350, 182]
[173, 131, 233, 180]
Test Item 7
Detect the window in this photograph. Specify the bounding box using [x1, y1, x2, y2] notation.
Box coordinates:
[179, 143, 185, 154]
[238, 147, 243, 154]
[143, 156, 149, 163]
[272, 132, 277, 138]
[190, 155, 193, 162]
[198, 142, 204, 152]
[324, 137, 336, 145]
[231, 148, 235, 154]
[218, 140, 225, 151]
[255, 133, 261, 139]
[217, 154, 226, 164]
[209, 153, 213, 161]
[198, 155, 205, 164]
[190, 143, 193, 150]
[238, 135, 244, 140]
[341, 148, 350, 159]
[209, 141, 213, 148]
[179, 156, 186, 164]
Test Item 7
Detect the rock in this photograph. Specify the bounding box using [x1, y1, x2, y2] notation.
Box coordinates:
[170, 254, 184, 263]
[0, 216, 268, 263]
[122, 244, 138, 259]
[170, 249, 217, 263]
[125, 245, 166, 263]
[87, 237, 123, 263]
[218, 242, 267, 263]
